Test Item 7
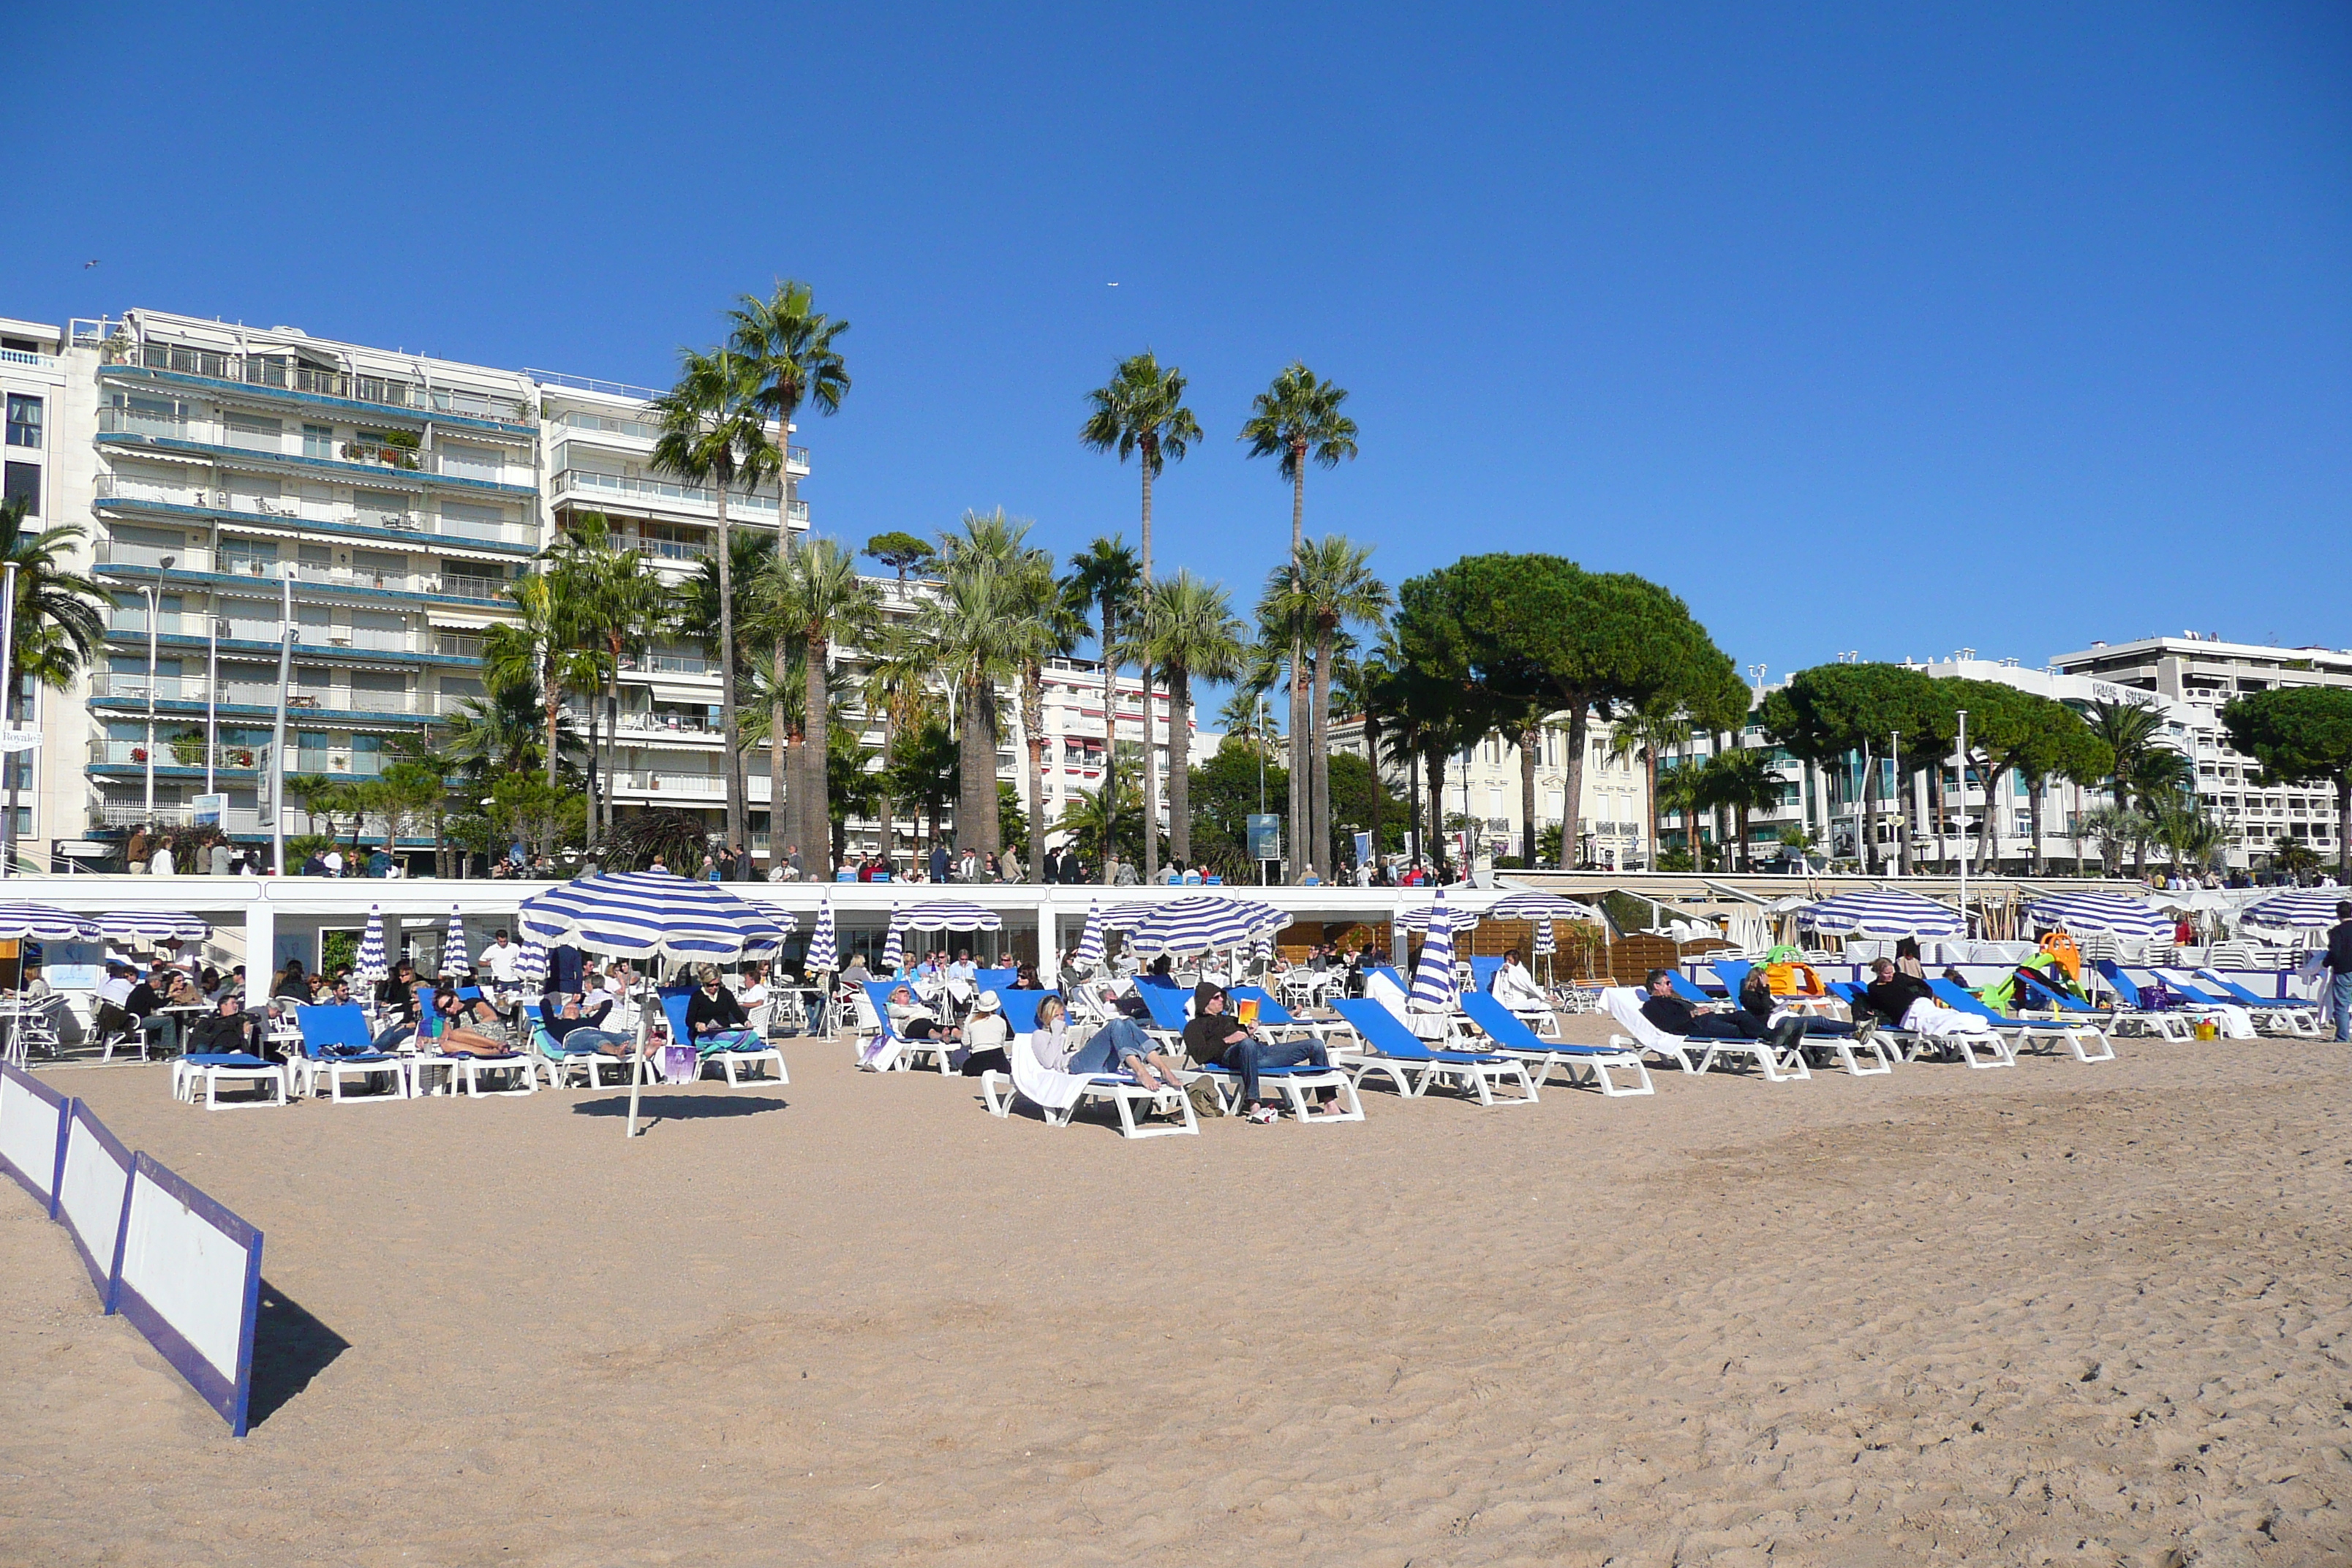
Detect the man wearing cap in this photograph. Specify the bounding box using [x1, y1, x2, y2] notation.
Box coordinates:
[1180, 981, 1339, 1125]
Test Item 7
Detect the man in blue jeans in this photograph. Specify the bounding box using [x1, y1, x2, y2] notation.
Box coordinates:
[1178, 981, 1341, 1124]
[2328, 901, 2352, 1043]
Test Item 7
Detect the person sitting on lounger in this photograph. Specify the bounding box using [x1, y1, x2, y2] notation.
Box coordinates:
[1737, 969, 1869, 1046]
[885, 984, 960, 1045]
[1490, 949, 1550, 1019]
[540, 987, 631, 1058]
[1639, 968, 1777, 1046]
[684, 965, 761, 1055]
[1181, 981, 1338, 1124]
[1029, 994, 1186, 1091]
[956, 990, 1013, 1076]
[1862, 959, 1994, 1036]
[186, 993, 257, 1057]
[426, 987, 517, 1058]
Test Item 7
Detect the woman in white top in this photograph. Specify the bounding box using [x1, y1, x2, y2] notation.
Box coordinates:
[957, 990, 1011, 1076]
[1028, 995, 1186, 1089]
[1490, 949, 1551, 1019]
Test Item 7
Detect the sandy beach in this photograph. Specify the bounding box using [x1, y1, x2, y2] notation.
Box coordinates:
[4, 1024, 2347, 1567]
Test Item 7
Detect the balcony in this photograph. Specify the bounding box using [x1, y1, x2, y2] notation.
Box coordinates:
[622, 652, 714, 676]
[98, 407, 530, 490]
[94, 473, 537, 547]
[118, 343, 531, 425]
[1, 346, 60, 370]
[88, 674, 458, 722]
[551, 467, 782, 518]
[614, 772, 774, 802]
[633, 537, 714, 564]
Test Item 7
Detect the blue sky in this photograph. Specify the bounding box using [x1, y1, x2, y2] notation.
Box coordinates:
[7, 1, 2348, 693]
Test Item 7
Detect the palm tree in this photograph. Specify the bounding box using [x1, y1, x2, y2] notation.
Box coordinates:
[445, 687, 573, 780]
[651, 347, 781, 853]
[748, 535, 881, 867]
[1700, 747, 1782, 871]
[919, 520, 1027, 856]
[1079, 352, 1199, 881]
[0, 498, 111, 870]
[1060, 535, 1139, 882]
[1003, 550, 1082, 883]
[482, 570, 595, 794]
[1654, 755, 1711, 868]
[1605, 700, 1689, 872]
[725, 280, 850, 479]
[2087, 696, 2166, 808]
[1267, 535, 1389, 875]
[1240, 363, 1358, 879]
[1137, 572, 1245, 866]
[543, 515, 670, 842]
[861, 625, 938, 869]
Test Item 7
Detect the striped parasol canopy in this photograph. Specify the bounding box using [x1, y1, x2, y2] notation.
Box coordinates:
[1799, 889, 1966, 939]
[888, 898, 1005, 932]
[516, 872, 794, 963]
[0, 904, 102, 943]
[95, 911, 211, 944]
[1396, 889, 1599, 930]
[1125, 894, 1288, 957]
[1098, 901, 1158, 931]
[353, 905, 389, 984]
[805, 897, 838, 972]
[2024, 889, 2171, 939]
[1253, 930, 1274, 964]
[2240, 889, 2348, 932]
[881, 924, 905, 970]
[440, 905, 473, 976]
[513, 938, 549, 990]
[1531, 916, 1556, 957]
[1071, 899, 1107, 970]
[1408, 888, 1459, 1012]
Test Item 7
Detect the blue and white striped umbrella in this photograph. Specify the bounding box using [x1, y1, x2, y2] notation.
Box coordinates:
[1799, 890, 1966, 939]
[95, 910, 211, 944]
[1071, 899, 1107, 970]
[1482, 889, 1602, 924]
[805, 897, 838, 971]
[881, 923, 905, 971]
[439, 905, 473, 977]
[1531, 916, 1556, 957]
[888, 898, 1004, 932]
[0, 904, 101, 943]
[2025, 889, 2170, 939]
[1253, 930, 1273, 964]
[2240, 889, 2346, 932]
[1409, 888, 1458, 1011]
[1126, 894, 1288, 957]
[353, 905, 389, 984]
[1099, 901, 1157, 931]
[513, 938, 549, 990]
[516, 872, 794, 963]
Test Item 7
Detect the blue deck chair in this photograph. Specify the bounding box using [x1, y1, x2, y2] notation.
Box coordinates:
[2089, 962, 2195, 1041]
[2183, 968, 2322, 1036]
[1666, 970, 1715, 1004]
[975, 967, 1017, 992]
[857, 979, 950, 1073]
[294, 1002, 404, 1102]
[1327, 997, 1537, 1105]
[1224, 985, 1346, 1044]
[1468, 955, 1506, 994]
[656, 987, 785, 1086]
[1459, 992, 1650, 1096]
[1134, 982, 1360, 1120]
[1927, 979, 2110, 1064]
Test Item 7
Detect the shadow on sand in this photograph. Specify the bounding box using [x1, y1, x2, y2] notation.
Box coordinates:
[570, 1093, 788, 1126]
[246, 1280, 352, 1428]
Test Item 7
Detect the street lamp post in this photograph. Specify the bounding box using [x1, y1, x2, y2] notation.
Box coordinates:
[269, 563, 295, 876]
[0, 559, 16, 879]
[1954, 708, 1970, 933]
[205, 616, 224, 796]
[1888, 728, 1903, 875]
[141, 557, 175, 823]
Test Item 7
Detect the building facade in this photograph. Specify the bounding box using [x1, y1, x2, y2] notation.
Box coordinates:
[1328, 712, 1651, 869]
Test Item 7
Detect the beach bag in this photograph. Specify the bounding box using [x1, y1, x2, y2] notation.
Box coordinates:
[660, 1043, 699, 1083]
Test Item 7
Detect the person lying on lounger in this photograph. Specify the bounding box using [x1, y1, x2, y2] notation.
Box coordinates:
[1182, 981, 1339, 1124]
[1028, 994, 1186, 1091]
[541, 987, 632, 1058]
[186, 993, 258, 1057]
[426, 988, 517, 1057]
[886, 984, 960, 1045]
[1640, 969, 1800, 1052]
[1862, 959, 1994, 1037]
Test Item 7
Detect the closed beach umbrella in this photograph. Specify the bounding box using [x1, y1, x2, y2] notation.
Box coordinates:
[2240, 889, 2345, 932]
[1531, 916, 1556, 957]
[2024, 890, 2169, 939]
[0, 904, 102, 943]
[440, 905, 472, 977]
[1126, 894, 1286, 957]
[1071, 899, 1107, 971]
[1482, 889, 1602, 924]
[515, 872, 795, 1139]
[513, 938, 549, 991]
[353, 905, 389, 985]
[882, 922, 905, 971]
[1409, 889, 1458, 1012]
[806, 897, 838, 972]
[888, 898, 1004, 932]
[96, 910, 211, 945]
[1800, 889, 1965, 939]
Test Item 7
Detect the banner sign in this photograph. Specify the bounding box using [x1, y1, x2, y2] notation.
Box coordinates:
[113, 1153, 265, 1436]
[1245, 813, 1282, 862]
[55, 1100, 135, 1305]
[0, 1060, 67, 1206]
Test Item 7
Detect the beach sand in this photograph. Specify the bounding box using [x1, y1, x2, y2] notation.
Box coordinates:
[3, 1022, 2347, 1567]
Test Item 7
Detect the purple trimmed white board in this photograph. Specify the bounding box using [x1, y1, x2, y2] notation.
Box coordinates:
[0, 1061, 68, 1208]
[114, 1153, 265, 1436]
[54, 1099, 135, 1307]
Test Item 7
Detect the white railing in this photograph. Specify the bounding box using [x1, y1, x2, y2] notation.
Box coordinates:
[97, 474, 535, 546]
[551, 467, 782, 515]
[0, 347, 58, 369]
[633, 537, 713, 563]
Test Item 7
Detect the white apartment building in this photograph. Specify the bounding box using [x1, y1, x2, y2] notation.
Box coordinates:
[1329, 712, 1650, 868]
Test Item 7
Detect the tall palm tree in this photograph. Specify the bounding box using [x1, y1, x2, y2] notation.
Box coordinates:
[445, 687, 573, 780]
[725, 280, 851, 483]
[1654, 755, 1711, 867]
[0, 499, 111, 869]
[1606, 700, 1690, 871]
[544, 514, 670, 842]
[920, 517, 1028, 856]
[1700, 747, 1782, 871]
[482, 570, 590, 793]
[1268, 535, 1390, 876]
[861, 624, 938, 869]
[1137, 572, 1245, 867]
[1079, 351, 1199, 880]
[748, 535, 881, 865]
[1060, 535, 1139, 882]
[2086, 696, 2165, 810]
[998, 548, 1082, 883]
[651, 347, 780, 853]
[1241, 363, 1358, 881]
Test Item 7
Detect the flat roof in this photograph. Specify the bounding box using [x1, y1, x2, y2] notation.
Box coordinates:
[2051, 636, 2352, 668]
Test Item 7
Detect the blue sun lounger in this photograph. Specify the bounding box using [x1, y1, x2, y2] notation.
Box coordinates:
[856, 979, 954, 1073]
[1927, 979, 2111, 1064]
[293, 1002, 405, 1102]
[1328, 998, 1538, 1105]
[1458, 991, 1650, 1096]
[1133, 982, 1359, 1120]
[2180, 968, 2323, 1036]
[2088, 962, 2195, 1041]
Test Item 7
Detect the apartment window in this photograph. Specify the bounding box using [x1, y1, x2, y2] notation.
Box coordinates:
[439, 443, 499, 481]
[2, 461, 37, 516]
[5, 395, 41, 449]
[302, 423, 334, 460]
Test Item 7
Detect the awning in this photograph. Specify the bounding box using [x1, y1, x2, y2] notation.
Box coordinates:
[641, 679, 720, 706]
[425, 608, 510, 630]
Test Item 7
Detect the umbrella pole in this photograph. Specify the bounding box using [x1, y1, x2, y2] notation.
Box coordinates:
[625, 957, 660, 1140]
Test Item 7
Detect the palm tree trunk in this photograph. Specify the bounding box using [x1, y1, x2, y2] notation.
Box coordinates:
[1023, 690, 1047, 883]
[714, 489, 743, 853]
[955, 683, 986, 855]
[1863, 752, 1881, 875]
[2029, 777, 2046, 875]
[1311, 630, 1334, 876]
[1167, 667, 1193, 864]
[1896, 762, 1915, 875]
[769, 640, 791, 871]
[804, 631, 831, 871]
[1426, 745, 1449, 878]
[1643, 748, 1660, 870]
[1555, 706, 1591, 870]
[1288, 649, 1309, 877]
[2337, 776, 2351, 881]
[1138, 463, 1159, 883]
[1363, 711, 1384, 864]
[601, 656, 621, 843]
[1098, 602, 1117, 885]
[1406, 748, 1420, 866]
[584, 702, 601, 840]
[1518, 723, 1539, 867]
[543, 653, 560, 791]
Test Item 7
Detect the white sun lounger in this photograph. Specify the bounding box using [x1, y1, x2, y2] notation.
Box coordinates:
[1458, 992, 1651, 1096]
[977, 991, 1198, 1139]
[1599, 988, 1811, 1082]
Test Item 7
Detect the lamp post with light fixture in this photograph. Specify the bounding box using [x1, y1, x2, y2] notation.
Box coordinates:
[140, 556, 175, 822]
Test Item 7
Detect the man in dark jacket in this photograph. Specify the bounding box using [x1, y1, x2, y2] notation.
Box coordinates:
[1179, 981, 1336, 1124]
[186, 995, 258, 1058]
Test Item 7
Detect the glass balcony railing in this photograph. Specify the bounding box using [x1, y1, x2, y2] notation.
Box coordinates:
[125, 342, 531, 424]
[97, 473, 535, 546]
[633, 537, 712, 563]
[551, 467, 781, 516]
[99, 409, 525, 486]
